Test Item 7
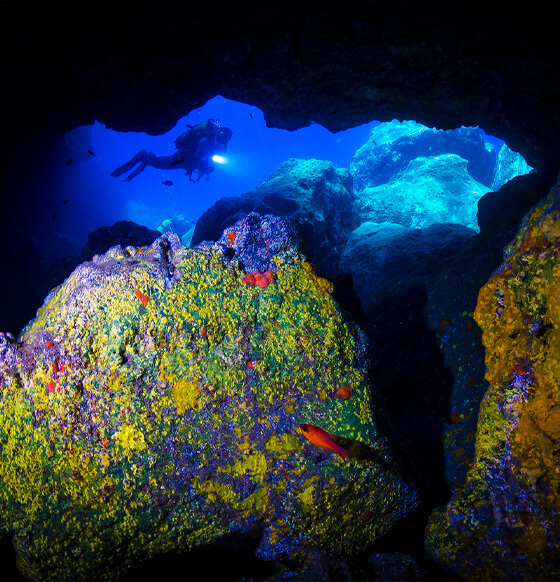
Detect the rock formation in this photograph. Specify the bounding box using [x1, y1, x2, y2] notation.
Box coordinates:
[0, 214, 418, 582]
[354, 154, 490, 231]
[81, 220, 161, 261]
[351, 120, 497, 191]
[192, 158, 360, 278]
[426, 178, 560, 580]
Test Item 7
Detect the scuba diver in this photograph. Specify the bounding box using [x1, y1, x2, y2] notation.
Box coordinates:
[110, 119, 233, 183]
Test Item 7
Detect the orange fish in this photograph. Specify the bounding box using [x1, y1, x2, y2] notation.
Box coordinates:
[47, 381, 55, 393]
[52, 361, 58, 375]
[135, 289, 150, 306]
[227, 231, 236, 245]
[299, 423, 351, 461]
[46, 341, 54, 348]
[335, 385, 353, 400]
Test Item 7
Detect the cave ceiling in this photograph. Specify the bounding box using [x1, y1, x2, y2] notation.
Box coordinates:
[3, 2, 559, 177]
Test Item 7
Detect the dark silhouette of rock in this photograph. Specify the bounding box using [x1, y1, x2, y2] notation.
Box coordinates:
[81, 220, 161, 261]
[477, 172, 554, 244]
[341, 221, 477, 308]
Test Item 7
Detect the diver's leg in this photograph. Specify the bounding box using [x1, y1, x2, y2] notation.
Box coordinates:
[146, 154, 176, 171]
[110, 150, 147, 178]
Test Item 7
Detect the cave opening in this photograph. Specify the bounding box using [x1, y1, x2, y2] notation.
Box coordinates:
[0, 94, 538, 582]
[36, 95, 531, 265]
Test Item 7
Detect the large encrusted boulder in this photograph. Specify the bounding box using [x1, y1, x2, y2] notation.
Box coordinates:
[354, 154, 490, 231]
[191, 158, 361, 278]
[350, 120, 497, 191]
[0, 213, 418, 582]
[426, 181, 560, 580]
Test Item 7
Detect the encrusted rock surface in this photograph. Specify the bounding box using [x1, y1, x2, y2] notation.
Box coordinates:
[491, 143, 534, 191]
[0, 214, 418, 582]
[351, 121, 497, 191]
[426, 180, 560, 580]
[354, 154, 490, 231]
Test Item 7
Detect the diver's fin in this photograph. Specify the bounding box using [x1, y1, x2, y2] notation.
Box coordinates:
[110, 160, 136, 178]
[110, 151, 146, 178]
[123, 161, 148, 182]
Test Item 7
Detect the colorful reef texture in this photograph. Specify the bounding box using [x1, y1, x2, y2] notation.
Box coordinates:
[0, 213, 419, 582]
[426, 181, 560, 580]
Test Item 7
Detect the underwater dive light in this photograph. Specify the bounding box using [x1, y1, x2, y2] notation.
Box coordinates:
[211, 154, 228, 164]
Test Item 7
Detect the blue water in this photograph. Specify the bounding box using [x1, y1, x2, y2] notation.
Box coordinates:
[34, 95, 511, 261]
[43, 96, 378, 254]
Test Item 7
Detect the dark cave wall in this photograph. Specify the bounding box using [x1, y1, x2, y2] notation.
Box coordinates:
[2, 2, 559, 179]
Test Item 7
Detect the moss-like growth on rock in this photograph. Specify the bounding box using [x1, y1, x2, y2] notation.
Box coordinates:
[0, 214, 418, 581]
[426, 183, 560, 580]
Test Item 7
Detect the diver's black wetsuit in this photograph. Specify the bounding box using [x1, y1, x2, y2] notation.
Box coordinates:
[110, 119, 232, 183]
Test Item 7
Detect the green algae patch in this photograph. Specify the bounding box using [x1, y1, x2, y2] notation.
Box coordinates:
[171, 378, 202, 413]
[265, 433, 303, 458]
[426, 184, 560, 580]
[0, 216, 418, 581]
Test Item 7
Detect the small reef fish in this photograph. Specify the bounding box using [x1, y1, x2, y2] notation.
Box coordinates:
[335, 385, 353, 400]
[87, 150, 95, 156]
[227, 231, 236, 245]
[162, 180, 173, 186]
[299, 423, 351, 461]
[135, 289, 150, 306]
[66, 159, 72, 166]
[170, 159, 184, 166]
[52, 211, 56, 221]
[62, 199, 69, 204]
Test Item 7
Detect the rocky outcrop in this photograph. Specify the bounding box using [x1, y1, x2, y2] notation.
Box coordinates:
[477, 172, 553, 242]
[157, 214, 194, 239]
[192, 159, 360, 278]
[81, 220, 161, 261]
[426, 179, 560, 580]
[341, 221, 477, 308]
[351, 121, 497, 191]
[492, 143, 535, 191]
[354, 154, 490, 231]
[0, 214, 419, 582]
